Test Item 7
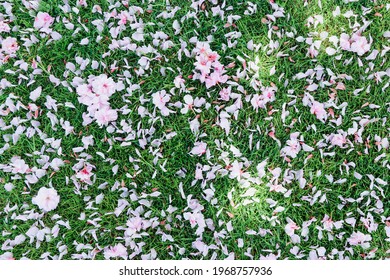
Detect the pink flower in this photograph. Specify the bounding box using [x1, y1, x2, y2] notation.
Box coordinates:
[126, 216, 150, 236]
[91, 74, 117, 97]
[285, 219, 300, 236]
[251, 94, 265, 110]
[229, 160, 249, 181]
[268, 183, 287, 193]
[76, 84, 95, 105]
[340, 33, 371, 56]
[0, 252, 14, 260]
[104, 244, 128, 259]
[0, 21, 11, 33]
[261, 87, 276, 103]
[10, 157, 29, 174]
[330, 133, 346, 147]
[310, 101, 327, 121]
[94, 107, 118, 126]
[1, 37, 19, 55]
[192, 240, 209, 256]
[34, 12, 54, 31]
[321, 215, 335, 231]
[187, 198, 204, 212]
[117, 11, 130, 25]
[32, 187, 60, 212]
[347, 231, 372, 249]
[174, 75, 185, 89]
[195, 56, 212, 75]
[76, 164, 94, 182]
[350, 34, 370, 56]
[181, 95, 194, 114]
[219, 87, 231, 101]
[152, 90, 172, 116]
[190, 142, 207, 156]
[205, 70, 228, 89]
[183, 212, 206, 228]
[281, 132, 301, 158]
[340, 33, 351, 50]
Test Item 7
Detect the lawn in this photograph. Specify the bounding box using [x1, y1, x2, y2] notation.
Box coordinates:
[0, 0, 389, 260]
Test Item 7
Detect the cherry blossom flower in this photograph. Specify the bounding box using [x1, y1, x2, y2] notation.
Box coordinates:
[347, 231, 372, 249]
[152, 90, 173, 116]
[184, 212, 206, 229]
[310, 101, 327, 121]
[340, 32, 371, 56]
[285, 219, 300, 236]
[34, 12, 54, 32]
[261, 87, 276, 103]
[281, 133, 301, 158]
[10, 157, 29, 174]
[330, 133, 347, 147]
[104, 244, 128, 259]
[0, 252, 14, 260]
[350, 33, 371, 56]
[0, 21, 11, 33]
[94, 107, 118, 126]
[219, 87, 231, 101]
[181, 95, 194, 114]
[340, 33, 352, 51]
[1, 37, 19, 55]
[174, 75, 185, 89]
[192, 240, 209, 256]
[32, 187, 60, 212]
[229, 160, 246, 180]
[251, 94, 265, 110]
[190, 142, 207, 156]
[126, 216, 151, 236]
[75, 164, 94, 182]
[91, 74, 117, 97]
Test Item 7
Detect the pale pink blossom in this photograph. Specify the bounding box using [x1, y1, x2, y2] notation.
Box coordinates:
[91, 74, 117, 97]
[126, 216, 151, 236]
[261, 87, 276, 103]
[340, 33, 371, 56]
[174, 75, 185, 89]
[104, 244, 128, 259]
[347, 231, 372, 249]
[1, 37, 19, 55]
[75, 164, 94, 182]
[268, 183, 287, 193]
[192, 240, 209, 256]
[117, 11, 130, 25]
[340, 33, 351, 51]
[190, 142, 207, 156]
[285, 220, 300, 236]
[281, 133, 301, 158]
[330, 133, 347, 147]
[219, 87, 231, 101]
[0, 252, 14, 260]
[181, 95, 194, 114]
[184, 212, 206, 228]
[310, 101, 327, 121]
[229, 160, 244, 180]
[94, 107, 118, 126]
[34, 12, 54, 31]
[10, 157, 29, 174]
[350, 34, 371, 56]
[187, 198, 204, 212]
[0, 21, 11, 33]
[251, 94, 265, 110]
[152, 90, 172, 116]
[32, 187, 60, 212]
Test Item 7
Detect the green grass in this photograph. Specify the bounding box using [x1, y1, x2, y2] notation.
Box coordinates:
[0, 0, 389, 260]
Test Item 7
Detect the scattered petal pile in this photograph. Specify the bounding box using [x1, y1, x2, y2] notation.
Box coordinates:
[0, 0, 389, 260]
